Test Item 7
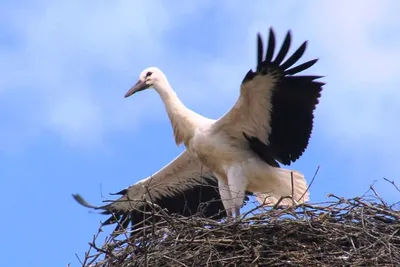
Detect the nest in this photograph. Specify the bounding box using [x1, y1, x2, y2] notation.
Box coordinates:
[77, 183, 400, 267]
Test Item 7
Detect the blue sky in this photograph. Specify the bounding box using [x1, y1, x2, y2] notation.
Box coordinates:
[1, 1, 400, 266]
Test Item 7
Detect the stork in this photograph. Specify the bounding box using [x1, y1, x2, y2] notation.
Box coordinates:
[74, 27, 323, 228]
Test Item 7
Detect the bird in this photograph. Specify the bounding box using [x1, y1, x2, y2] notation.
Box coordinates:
[73, 27, 323, 230]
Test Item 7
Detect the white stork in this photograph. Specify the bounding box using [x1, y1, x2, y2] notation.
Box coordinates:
[73, 28, 323, 229]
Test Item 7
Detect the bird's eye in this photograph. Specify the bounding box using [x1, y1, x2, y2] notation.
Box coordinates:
[146, 71, 153, 77]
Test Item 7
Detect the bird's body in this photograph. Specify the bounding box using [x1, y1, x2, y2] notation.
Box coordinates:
[74, 27, 324, 229]
[141, 64, 311, 218]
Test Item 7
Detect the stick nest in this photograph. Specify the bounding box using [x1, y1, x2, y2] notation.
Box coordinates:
[78, 186, 400, 267]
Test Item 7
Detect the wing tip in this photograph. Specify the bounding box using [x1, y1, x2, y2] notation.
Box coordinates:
[247, 27, 318, 84]
[72, 193, 100, 209]
[270, 29, 320, 75]
[110, 188, 128, 195]
[269, 27, 275, 36]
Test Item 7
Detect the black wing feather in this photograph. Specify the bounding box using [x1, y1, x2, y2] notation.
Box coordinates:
[241, 27, 324, 166]
[273, 30, 291, 65]
[257, 34, 263, 72]
[285, 59, 319, 75]
[280, 41, 307, 71]
[73, 176, 253, 236]
[264, 28, 276, 63]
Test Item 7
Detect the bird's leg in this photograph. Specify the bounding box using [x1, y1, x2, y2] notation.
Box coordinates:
[217, 177, 234, 220]
[227, 165, 248, 220]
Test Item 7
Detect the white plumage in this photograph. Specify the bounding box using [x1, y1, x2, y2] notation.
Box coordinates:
[74, 27, 323, 228]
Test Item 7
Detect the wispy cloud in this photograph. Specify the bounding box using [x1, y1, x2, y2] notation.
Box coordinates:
[305, 1, 400, 162]
[0, 0, 216, 150]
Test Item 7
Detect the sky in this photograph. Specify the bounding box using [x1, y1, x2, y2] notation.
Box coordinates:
[1, 0, 400, 266]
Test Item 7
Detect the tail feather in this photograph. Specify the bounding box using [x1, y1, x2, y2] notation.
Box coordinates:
[254, 168, 309, 207]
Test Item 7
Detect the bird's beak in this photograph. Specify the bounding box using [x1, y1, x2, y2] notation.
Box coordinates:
[124, 80, 149, 98]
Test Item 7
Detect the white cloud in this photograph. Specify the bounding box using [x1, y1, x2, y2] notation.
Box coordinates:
[0, 0, 217, 151]
[47, 90, 103, 146]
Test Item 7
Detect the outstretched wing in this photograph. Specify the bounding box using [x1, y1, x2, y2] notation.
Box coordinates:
[214, 28, 324, 165]
[73, 150, 251, 234]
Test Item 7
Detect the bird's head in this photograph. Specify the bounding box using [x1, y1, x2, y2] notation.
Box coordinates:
[124, 67, 167, 98]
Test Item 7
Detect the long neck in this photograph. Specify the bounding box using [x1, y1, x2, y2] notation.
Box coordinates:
[154, 81, 199, 147]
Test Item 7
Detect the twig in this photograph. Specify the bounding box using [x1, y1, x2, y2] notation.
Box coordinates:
[298, 165, 320, 202]
[384, 177, 400, 193]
